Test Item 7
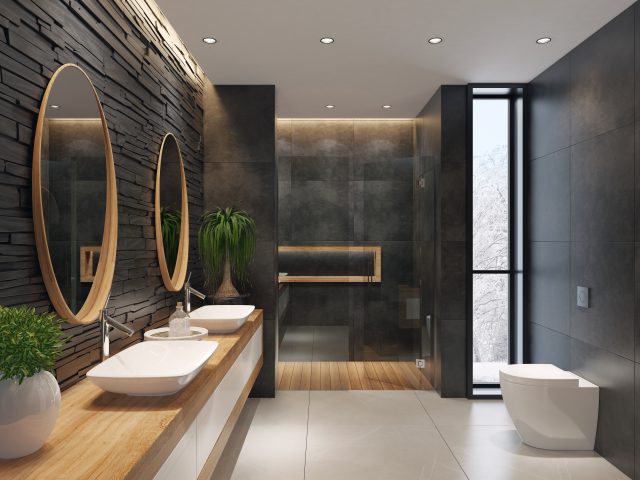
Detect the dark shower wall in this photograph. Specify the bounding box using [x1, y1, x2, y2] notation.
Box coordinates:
[277, 119, 418, 360]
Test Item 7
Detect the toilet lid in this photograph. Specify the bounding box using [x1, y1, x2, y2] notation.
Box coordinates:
[499, 364, 580, 387]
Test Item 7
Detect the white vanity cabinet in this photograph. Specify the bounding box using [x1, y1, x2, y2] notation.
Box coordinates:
[155, 325, 263, 480]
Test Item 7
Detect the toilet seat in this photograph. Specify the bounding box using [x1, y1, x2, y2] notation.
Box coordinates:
[500, 364, 579, 387]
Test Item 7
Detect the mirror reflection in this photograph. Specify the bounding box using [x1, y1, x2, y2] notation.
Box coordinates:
[41, 67, 107, 314]
[159, 135, 182, 277]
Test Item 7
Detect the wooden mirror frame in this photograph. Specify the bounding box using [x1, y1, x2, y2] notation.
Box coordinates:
[155, 133, 189, 292]
[32, 63, 118, 325]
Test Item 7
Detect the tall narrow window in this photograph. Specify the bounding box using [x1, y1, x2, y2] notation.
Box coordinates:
[470, 87, 524, 391]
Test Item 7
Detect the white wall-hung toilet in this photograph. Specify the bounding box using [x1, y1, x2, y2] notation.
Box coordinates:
[499, 364, 599, 450]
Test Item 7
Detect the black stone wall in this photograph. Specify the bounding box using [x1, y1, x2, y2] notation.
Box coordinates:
[203, 84, 277, 398]
[527, 5, 638, 477]
[415, 86, 468, 398]
[0, 0, 205, 390]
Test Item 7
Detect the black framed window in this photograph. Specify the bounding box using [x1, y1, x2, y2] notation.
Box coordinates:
[468, 86, 525, 393]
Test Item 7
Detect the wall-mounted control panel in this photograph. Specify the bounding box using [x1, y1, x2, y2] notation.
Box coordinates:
[577, 286, 589, 308]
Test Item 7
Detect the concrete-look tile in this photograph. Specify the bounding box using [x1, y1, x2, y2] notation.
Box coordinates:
[439, 425, 629, 480]
[214, 394, 309, 480]
[570, 124, 634, 243]
[291, 120, 354, 157]
[312, 326, 349, 361]
[363, 180, 413, 241]
[529, 242, 571, 335]
[529, 323, 571, 371]
[529, 149, 570, 241]
[290, 180, 349, 241]
[276, 119, 292, 157]
[571, 7, 634, 145]
[308, 391, 436, 428]
[353, 120, 414, 159]
[415, 390, 513, 427]
[305, 424, 467, 480]
[530, 55, 571, 160]
[291, 156, 349, 181]
[571, 339, 635, 477]
[279, 326, 314, 362]
[570, 242, 634, 360]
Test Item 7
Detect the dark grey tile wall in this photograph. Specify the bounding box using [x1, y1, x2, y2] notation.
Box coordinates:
[415, 86, 468, 398]
[527, 5, 638, 477]
[0, 0, 205, 390]
[203, 84, 277, 398]
[277, 119, 418, 361]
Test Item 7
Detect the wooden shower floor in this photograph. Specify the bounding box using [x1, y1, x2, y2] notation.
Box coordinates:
[277, 361, 432, 391]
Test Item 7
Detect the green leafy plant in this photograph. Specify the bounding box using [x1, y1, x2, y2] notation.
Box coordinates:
[0, 306, 64, 384]
[198, 207, 256, 297]
[161, 207, 181, 274]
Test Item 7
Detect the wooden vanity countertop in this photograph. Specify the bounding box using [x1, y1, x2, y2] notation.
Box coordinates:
[0, 309, 264, 480]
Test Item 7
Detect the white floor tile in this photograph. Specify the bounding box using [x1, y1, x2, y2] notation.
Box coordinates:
[438, 425, 629, 480]
[309, 390, 437, 428]
[305, 424, 467, 480]
[416, 390, 513, 427]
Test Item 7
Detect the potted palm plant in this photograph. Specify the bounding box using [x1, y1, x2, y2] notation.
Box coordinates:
[0, 305, 64, 459]
[198, 207, 256, 303]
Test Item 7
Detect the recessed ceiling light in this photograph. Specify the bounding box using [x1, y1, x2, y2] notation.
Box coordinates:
[50, 105, 59, 108]
[428, 37, 443, 44]
[320, 37, 334, 44]
[536, 37, 551, 45]
[382, 105, 392, 109]
[202, 37, 217, 44]
[325, 105, 335, 109]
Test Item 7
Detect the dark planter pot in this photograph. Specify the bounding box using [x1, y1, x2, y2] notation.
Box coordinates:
[210, 293, 250, 305]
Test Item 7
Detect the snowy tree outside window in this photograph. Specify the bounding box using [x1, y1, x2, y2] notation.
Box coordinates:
[472, 99, 510, 384]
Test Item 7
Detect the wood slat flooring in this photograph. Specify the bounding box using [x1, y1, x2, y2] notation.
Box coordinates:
[277, 361, 432, 391]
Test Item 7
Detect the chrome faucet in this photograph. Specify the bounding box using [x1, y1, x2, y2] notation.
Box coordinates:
[184, 272, 206, 313]
[100, 293, 134, 361]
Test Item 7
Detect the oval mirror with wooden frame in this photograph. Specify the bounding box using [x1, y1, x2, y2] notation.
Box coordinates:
[155, 133, 189, 292]
[33, 64, 118, 325]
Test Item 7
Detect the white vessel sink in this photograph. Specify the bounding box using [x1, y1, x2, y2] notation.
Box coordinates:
[86, 340, 218, 396]
[189, 305, 255, 333]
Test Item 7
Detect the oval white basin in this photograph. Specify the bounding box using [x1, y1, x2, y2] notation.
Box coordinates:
[189, 305, 255, 333]
[86, 340, 218, 396]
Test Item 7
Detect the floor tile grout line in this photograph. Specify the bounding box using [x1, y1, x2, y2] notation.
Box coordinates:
[413, 391, 470, 480]
[303, 388, 311, 479]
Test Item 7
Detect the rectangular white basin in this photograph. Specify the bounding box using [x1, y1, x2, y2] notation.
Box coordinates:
[86, 340, 218, 396]
[189, 305, 255, 333]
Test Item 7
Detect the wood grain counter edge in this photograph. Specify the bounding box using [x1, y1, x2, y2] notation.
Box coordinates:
[0, 310, 264, 480]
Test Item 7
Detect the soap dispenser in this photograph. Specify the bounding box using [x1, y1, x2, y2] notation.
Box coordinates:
[169, 302, 190, 337]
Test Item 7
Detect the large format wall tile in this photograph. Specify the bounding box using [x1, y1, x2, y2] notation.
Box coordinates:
[439, 242, 466, 320]
[529, 149, 570, 241]
[203, 162, 275, 242]
[530, 55, 571, 160]
[571, 339, 635, 478]
[291, 156, 349, 181]
[529, 323, 571, 370]
[570, 242, 634, 361]
[637, 243, 640, 363]
[290, 180, 349, 242]
[363, 181, 413, 241]
[353, 120, 414, 159]
[291, 120, 354, 157]
[571, 125, 634, 243]
[204, 85, 276, 163]
[528, 242, 570, 334]
[571, 7, 634, 145]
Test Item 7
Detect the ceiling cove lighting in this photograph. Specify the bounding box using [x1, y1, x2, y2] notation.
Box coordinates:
[202, 37, 217, 44]
[325, 105, 335, 109]
[428, 37, 443, 44]
[536, 37, 551, 44]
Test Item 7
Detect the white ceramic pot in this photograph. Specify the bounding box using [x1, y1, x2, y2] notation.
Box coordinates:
[0, 370, 61, 459]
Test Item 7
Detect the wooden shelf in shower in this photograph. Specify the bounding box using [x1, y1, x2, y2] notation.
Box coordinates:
[277, 245, 381, 283]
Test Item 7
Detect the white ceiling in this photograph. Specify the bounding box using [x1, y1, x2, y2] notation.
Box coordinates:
[155, 0, 634, 118]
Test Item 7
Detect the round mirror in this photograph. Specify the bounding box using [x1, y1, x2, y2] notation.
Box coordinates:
[155, 133, 189, 292]
[32, 64, 117, 324]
